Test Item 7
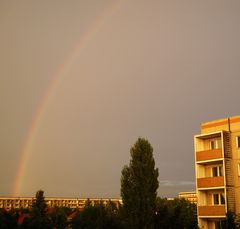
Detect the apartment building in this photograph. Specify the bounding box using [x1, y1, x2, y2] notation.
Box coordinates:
[0, 197, 122, 210]
[178, 191, 197, 204]
[194, 116, 240, 229]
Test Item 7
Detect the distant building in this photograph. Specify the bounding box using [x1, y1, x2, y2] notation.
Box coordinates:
[0, 197, 122, 210]
[178, 191, 197, 204]
[194, 116, 240, 229]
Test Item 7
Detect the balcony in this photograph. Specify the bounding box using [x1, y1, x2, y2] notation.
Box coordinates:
[196, 149, 223, 162]
[198, 205, 225, 217]
[197, 176, 224, 189]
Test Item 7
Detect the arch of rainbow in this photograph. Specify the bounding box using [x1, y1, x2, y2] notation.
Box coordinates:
[13, 0, 127, 196]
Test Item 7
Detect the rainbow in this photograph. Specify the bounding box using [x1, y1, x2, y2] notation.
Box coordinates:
[13, 0, 127, 196]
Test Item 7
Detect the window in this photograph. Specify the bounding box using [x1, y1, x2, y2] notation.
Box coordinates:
[210, 139, 222, 150]
[212, 167, 218, 176]
[212, 166, 223, 177]
[213, 193, 225, 205]
[236, 136, 240, 148]
[213, 194, 219, 205]
[220, 193, 225, 204]
[210, 140, 217, 149]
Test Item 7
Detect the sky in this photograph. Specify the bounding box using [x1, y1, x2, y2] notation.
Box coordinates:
[1, 0, 240, 198]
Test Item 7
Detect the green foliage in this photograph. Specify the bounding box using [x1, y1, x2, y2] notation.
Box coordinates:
[155, 198, 198, 229]
[71, 202, 124, 229]
[27, 190, 52, 229]
[60, 206, 72, 216]
[0, 209, 18, 229]
[221, 211, 237, 229]
[121, 138, 159, 229]
[31, 190, 48, 216]
[49, 206, 68, 229]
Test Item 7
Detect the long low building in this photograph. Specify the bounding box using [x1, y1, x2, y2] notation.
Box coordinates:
[178, 191, 197, 204]
[0, 197, 122, 210]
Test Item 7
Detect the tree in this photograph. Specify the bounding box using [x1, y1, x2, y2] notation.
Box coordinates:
[0, 209, 18, 229]
[221, 211, 237, 229]
[32, 190, 48, 216]
[121, 138, 159, 229]
[154, 198, 171, 229]
[27, 190, 52, 229]
[71, 202, 124, 229]
[49, 207, 68, 229]
[155, 198, 198, 229]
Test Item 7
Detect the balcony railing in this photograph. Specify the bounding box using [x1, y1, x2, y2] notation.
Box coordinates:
[196, 149, 223, 162]
[197, 176, 224, 188]
[198, 205, 225, 217]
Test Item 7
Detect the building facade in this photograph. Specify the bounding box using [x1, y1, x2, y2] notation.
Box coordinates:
[0, 197, 122, 210]
[178, 191, 197, 204]
[194, 116, 240, 229]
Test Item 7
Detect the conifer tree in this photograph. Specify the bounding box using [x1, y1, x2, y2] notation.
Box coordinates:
[121, 138, 159, 229]
[28, 190, 52, 229]
[32, 190, 47, 216]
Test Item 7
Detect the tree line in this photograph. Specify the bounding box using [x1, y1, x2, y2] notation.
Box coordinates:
[0, 193, 198, 229]
[1, 138, 199, 228]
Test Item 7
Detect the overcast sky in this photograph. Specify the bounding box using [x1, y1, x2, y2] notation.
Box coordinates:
[1, 0, 240, 198]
